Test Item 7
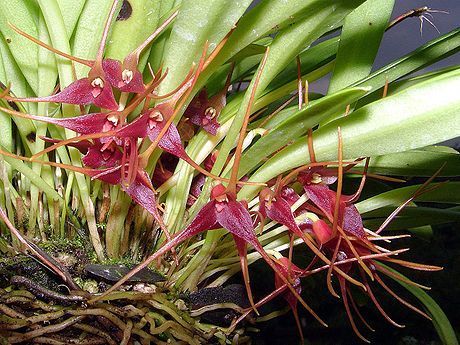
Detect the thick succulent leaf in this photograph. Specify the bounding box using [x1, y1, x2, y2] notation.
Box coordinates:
[240, 67, 460, 200]
[364, 207, 460, 230]
[356, 182, 460, 215]
[71, 0, 113, 78]
[356, 146, 460, 177]
[205, 53, 263, 97]
[0, 33, 33, 101]
[0, 0, 39, 93]
[159, 0, 252, 93]
[105, 0, 161, 61]
[363, 206, 460, 222]
[237, 87, 369, 177]
[56, 0, 86, 37]
[146, 0, 180, 73]
[203, 0, 358, 86]
[328, 0, 394, 93]
[0, 34, 36, 150]
[379, 264, 459, 345]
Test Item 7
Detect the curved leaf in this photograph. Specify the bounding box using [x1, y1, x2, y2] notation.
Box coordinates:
[355, 27, 460, 91]
[237, 87, 370, 177]
[71, 0, 113, 78]
[357, 182, 460, 214]
[213, 0, 365, 181]
[357, 146, 460, 177]
[56, 0, 86, 37]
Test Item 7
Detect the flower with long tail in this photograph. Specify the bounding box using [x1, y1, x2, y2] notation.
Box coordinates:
[5, 1, 177, 109]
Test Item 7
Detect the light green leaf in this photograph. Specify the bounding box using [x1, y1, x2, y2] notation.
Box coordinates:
[38, 0, 73, 88]
[0, 0, 39, 93]
[37, 13, 58, 97]
[214, 0, 365, 182]
[56, 0, 86, 37]
[237, 87, 370, 177]
[146, 0, 181, 73]
[328, 0, 394, 93]
[71, 0, 113, 78]
[357, 146, 460, 177]
[355, 27, 460, 91]
[268, 36, 339, 91]
[159, 0, 252, 93]
[0, 146, 61, 202]
[105, 0, 161, 61]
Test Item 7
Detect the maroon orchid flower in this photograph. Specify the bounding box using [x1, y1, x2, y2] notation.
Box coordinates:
[184, 64, 234, 135]
[5, 3, 177, 109]
[6, 1, 121, 110]
[91, 49, 326, 328]
[317, 233, 439, 343]
[258, 184, 366, 298]
[91, 182, 324, 324]
[303, 184, 367, 239]
[100, 10, 177, 93]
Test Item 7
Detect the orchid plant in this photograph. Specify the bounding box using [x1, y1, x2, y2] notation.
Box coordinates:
[0, 0, 459, 344]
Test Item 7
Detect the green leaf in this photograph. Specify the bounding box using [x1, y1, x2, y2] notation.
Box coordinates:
[145, 0, 181, 73]
[378, 264, 459, 345]
[0, 0, 39, 93]
[254, 0, 365, 95]
[267, 36, 339, 91]
[37, 0, 73, 88]
[105, 0, 161, 61]
[0, 146, 61, 202]
[355, 27, 460, 91]
[356, 146, 460, 177]
[37, 13, 58, 97]
[0, 30, 37, 118]
[239, 67, 460, 200]
[328, 0, 394, 93]
[159, 0, 252, 93]
[214, 0, 365, 182]
[56, 0, 86, 37]
[356, 182, 460, 214]
[364, 205, 460, 223]
[71, 0, 113, 78]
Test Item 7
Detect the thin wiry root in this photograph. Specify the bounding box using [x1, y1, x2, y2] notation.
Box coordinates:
[7, 316, 85, 344]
